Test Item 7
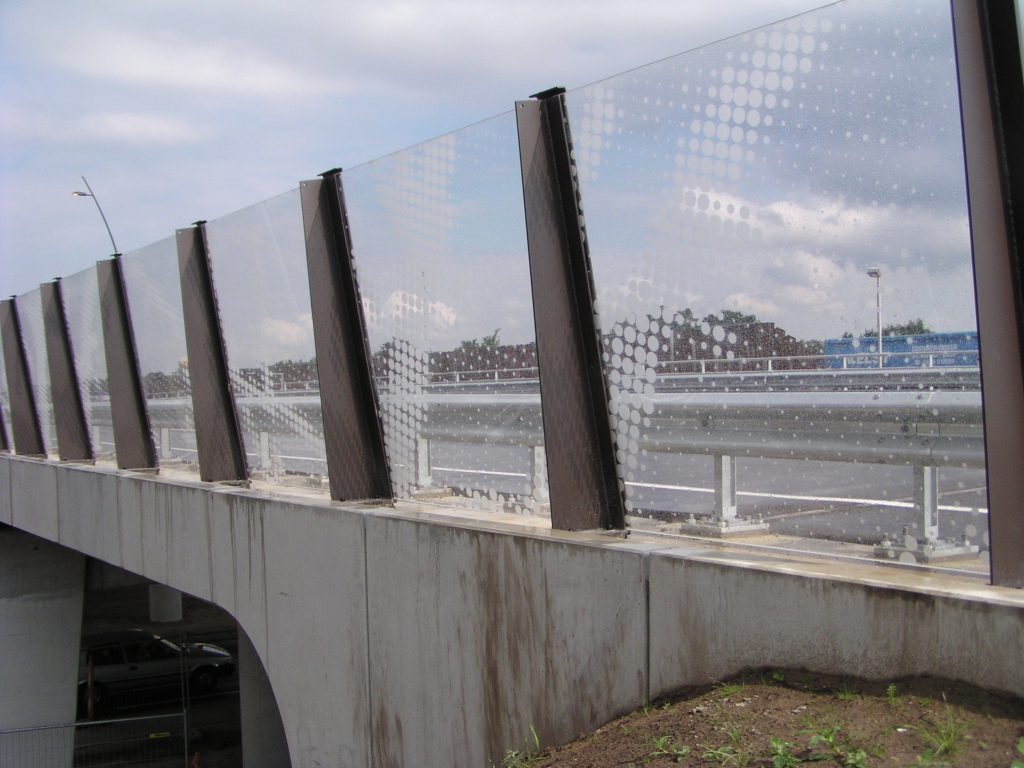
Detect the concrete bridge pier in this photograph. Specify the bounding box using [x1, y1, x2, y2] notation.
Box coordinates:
[0, 526, 85, 763]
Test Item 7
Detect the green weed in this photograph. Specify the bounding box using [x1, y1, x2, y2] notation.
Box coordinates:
[772, 671, 787, 684]
[800, 725, 866, 767]
[912, 749, 950, 766]
[702, 725, 750, 767]
[648, 735, 691, 762]
[885, 683, 903, 707]
[920, 705, 967, 760]
[499, 725, 541, 768]
[1011, 735, 1024, 768]
[833, 685, 859, 702]
[767, 737, 799, 768]
[714, 681, 745, 698]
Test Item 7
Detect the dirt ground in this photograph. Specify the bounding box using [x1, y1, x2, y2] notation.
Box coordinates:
[518, 671, 1024, 768]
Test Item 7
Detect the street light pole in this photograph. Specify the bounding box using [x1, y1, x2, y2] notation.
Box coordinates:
[72, 177, 119, 255]
[867, 267, 882, 368]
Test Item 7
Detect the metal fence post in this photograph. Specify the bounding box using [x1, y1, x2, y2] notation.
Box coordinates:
[176, 223, 248, 484]
[952, 0, 1024, 587]
[0, 298, 45, 456]
[299, 170, 392, 502]
[97, 257, 158, 470]
[713, 455, 738, 521]
[40, 280, 93, 462]
[515, 89, 625, 530]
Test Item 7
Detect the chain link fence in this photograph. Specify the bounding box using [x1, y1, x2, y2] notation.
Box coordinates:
[0, 712, 188, 767]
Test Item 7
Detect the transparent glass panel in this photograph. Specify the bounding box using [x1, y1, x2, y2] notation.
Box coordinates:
[14, 288, 56, 457]
[567, 0, 989, 575]
[120, 238, 198, 472]
[61, 267, 114, 462]
[344, 111, 547, 515]
[205, 189, 328, 488]
[0, 329, 11, 451]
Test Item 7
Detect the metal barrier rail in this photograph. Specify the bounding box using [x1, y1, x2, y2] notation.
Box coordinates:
[121, 354, 982, 403]
[135, 379, 986, 553]
[413, 389, 985, 552]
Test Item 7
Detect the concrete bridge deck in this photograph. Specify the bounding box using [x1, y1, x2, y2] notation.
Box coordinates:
[2, 452, 1023, 767]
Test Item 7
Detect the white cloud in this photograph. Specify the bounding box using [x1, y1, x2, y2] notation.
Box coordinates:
[47, 31, 337, 96]
[0, 106, 205, 145]
[428, 300, 457, 328]
[260, 314, 313, 348]
[723, 293, 781, 317]
[5, 0, 825, 104]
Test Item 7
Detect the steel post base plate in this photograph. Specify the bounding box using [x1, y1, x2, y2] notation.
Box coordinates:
[874, 540, 981, 563]
[678, 516, 771, 538]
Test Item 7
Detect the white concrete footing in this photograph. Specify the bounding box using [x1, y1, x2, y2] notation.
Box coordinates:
[0, 526, 84, 763]
[149, 583, 183, 623]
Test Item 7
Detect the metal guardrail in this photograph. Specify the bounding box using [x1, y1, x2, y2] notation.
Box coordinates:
[90, 367, 988, 549]
[111, 354, 982, 402]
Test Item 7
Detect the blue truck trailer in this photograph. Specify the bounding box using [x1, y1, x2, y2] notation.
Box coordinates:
[822, 331, 979, 369]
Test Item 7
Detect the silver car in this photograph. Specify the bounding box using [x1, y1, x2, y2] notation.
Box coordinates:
[78, 629, 234, 712]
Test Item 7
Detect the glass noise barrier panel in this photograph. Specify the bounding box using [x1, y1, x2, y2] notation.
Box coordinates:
[61, 266, 115, 461]
[565, 0, 989, 576]
[343, 111, 549, 516]
[119, 237, 198, 473]
[15, 288, 57, 457]
[204, 188, 330, 488]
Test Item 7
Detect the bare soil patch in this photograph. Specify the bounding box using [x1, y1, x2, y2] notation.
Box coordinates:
[520, 671, 1024, 768]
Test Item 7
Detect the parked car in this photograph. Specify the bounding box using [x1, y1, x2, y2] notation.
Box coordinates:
[78, 630, 234, 713]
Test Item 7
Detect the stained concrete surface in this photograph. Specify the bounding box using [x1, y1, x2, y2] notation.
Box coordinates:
[365, 512, 650, 768]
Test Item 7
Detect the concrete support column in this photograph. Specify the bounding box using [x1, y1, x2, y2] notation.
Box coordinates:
[238, 626, 291, 768]
[148, 584, 182, 623]
[714, 455, 738, 520]
[530, 445, 549, 502]
[0, 527, 84, 764]
[416, 437, 432, 488]
[915, 465, 939, 544]
[258, 431, 271, 471]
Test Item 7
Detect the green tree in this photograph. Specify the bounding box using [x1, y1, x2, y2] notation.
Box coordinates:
[861, 318, 932, 338]
[458, 328, 501, 354]
[704, 309, 758, 325]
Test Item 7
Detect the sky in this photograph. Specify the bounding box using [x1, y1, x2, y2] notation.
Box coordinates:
[0, 0, 834, 299]
[570, 0, 979, 342]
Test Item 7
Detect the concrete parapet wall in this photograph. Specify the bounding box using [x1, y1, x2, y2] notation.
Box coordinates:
[364, 513, 649, 767]
[2, 453, 1024, 767]
[649, 549, 1024, 700]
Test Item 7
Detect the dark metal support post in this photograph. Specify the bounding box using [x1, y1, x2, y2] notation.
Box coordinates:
[299, 171, 392, 502]
[41, 280, 92, 461]
[952, 0, 1024, 587]
[176, 223, 248, 484]
[97, 257, 157, 470]
[515, 90, 625, 531]
[0, 298, 45, 455]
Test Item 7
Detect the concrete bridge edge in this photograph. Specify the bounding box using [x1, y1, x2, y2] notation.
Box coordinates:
[3, 453, 1024, 768]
